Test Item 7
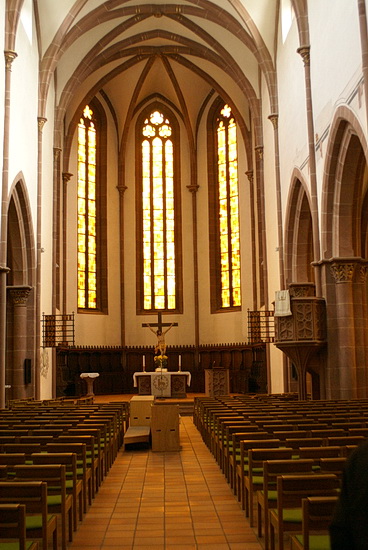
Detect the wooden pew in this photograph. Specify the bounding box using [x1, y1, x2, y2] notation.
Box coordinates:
[0, 481, 58, 550]
[257, 459, 316, 550]
[236, 439, 282, 510]
[290, 496, 338, 550]
[31, 452, 83, 531]
[0, 503, 39, 550]
[269, 474, 340, 550]
[46, 442, 92, 513]
[13, 464, 73, 550]
[245, 447, 295, 527]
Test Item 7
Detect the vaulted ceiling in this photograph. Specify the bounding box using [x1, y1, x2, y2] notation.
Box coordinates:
[31, 1, 283, 149]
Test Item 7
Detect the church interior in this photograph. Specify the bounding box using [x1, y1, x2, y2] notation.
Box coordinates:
[3, 0, 368, 407]
[1, 1, 368, 548]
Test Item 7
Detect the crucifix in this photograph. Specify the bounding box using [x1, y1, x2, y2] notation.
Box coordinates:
[142, 311, 178, 355]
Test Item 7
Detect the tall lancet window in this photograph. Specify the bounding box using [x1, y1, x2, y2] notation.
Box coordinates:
[137, 106, 182, 313]
[209, 102, 241, 311]
[77, 105, 97, 309]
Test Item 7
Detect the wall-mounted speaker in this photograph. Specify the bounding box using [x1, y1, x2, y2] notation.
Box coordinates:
[24, 358, 32, 384]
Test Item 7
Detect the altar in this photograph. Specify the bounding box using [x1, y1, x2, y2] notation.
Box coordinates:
[133, 371, 191, 398]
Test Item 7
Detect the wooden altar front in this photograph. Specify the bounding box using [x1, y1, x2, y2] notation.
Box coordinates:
[133, 372, 191, 398]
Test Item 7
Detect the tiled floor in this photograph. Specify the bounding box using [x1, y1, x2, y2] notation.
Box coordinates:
[68, 415, 264, 550]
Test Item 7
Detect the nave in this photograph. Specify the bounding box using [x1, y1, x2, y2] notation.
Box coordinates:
[67, 415, 262, 550]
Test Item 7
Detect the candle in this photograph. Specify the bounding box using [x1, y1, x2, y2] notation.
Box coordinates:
[143, 355, 145, 366]
[178, 355, 181, 370]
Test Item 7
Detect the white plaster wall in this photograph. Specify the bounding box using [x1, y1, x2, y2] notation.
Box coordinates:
[196, 98, 253, 345]
[66, 103, 122, 346]
[277, 11, 309, 219]
[0, 0, 4, 181]
[9, 5, 38, 222]
[39, 79, 57, 400]
[261, 70, 286, 394]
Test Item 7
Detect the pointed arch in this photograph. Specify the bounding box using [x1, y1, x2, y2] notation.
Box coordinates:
[7, 176, 36, 286]
[6, 175, 36, 400]
[284, 170, 314, 286]
[321, 106, 368, 258]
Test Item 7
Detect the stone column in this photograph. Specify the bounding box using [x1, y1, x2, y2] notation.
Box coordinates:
[7, 285, 32, 399]
[0, 51, 17, 408]
[329, 258, 368, 398]
[330, 259, 357, 399]
[297, 46, 322, 296]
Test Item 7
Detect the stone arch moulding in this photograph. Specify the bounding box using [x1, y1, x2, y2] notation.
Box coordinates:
[6, 176, 36, 400]
[284, 169, 313, 287]
[319, 108, 368, 399]
[321, 106, 368, 259]
[7, 176, 36, 287]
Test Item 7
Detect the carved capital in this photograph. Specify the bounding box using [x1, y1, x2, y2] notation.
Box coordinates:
[116, 184, 128, 196]
[255, 145, 263, 160]
[4, 50, 17, 70]
[359, 264, 368, 282]
[245, 170, 254, 184]
[38, 117, 47, 132]
[187, 183, 199, 194]
[330, 262, 356, 283]
[268, 114, 279, 129]
[297, 46, 311, 66]
[62, 172, 73, 185]
[7, 285, 32, 305]
[54, 147, 62, 160]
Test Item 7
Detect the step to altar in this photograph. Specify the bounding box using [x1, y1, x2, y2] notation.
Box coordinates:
[153, 398, 194, 416]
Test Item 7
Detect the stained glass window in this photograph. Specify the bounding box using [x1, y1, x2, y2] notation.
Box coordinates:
[77, 105, 97, 309]
[141, 109, 176, 310]
[216, 104, 241, 308]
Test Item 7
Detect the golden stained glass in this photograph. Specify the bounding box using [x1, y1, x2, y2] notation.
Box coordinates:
[217, 104, 241, 308]
[141, 110, 176, 310]
[77, 105, 97, 309]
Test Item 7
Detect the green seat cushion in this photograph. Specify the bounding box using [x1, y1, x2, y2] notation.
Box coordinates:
[26, 514, 55, 529]
[47, 494, 62, 506]
[0, 542, 37, 550]
[293, 534, 331, 550]
[283, 508, 302, 522]
[251, 475, 264, 484]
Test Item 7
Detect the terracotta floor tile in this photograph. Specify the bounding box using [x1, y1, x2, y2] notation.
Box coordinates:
[66, 414, 264, 550]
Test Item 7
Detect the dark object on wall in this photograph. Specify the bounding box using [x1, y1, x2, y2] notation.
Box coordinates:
[24, 358, 31, 384]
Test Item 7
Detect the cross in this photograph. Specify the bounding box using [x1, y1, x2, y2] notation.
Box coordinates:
[142, 312, 178, 355]
[142, 312, 178, 333]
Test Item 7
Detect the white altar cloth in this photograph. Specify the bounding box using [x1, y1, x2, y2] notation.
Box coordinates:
[133, 371, 191, 397]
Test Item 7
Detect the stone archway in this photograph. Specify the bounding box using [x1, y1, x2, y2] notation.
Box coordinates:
[321, 110, 368, 399]
[284, 175, 314, 286]
[6, 179, 36, 400]
[281, 176, 325, 399]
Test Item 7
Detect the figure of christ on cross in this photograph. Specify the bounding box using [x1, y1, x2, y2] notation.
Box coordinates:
[142, 312, 178, 356]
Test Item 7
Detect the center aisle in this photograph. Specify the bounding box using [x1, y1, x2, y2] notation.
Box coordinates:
[69, 416, 264, 550]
